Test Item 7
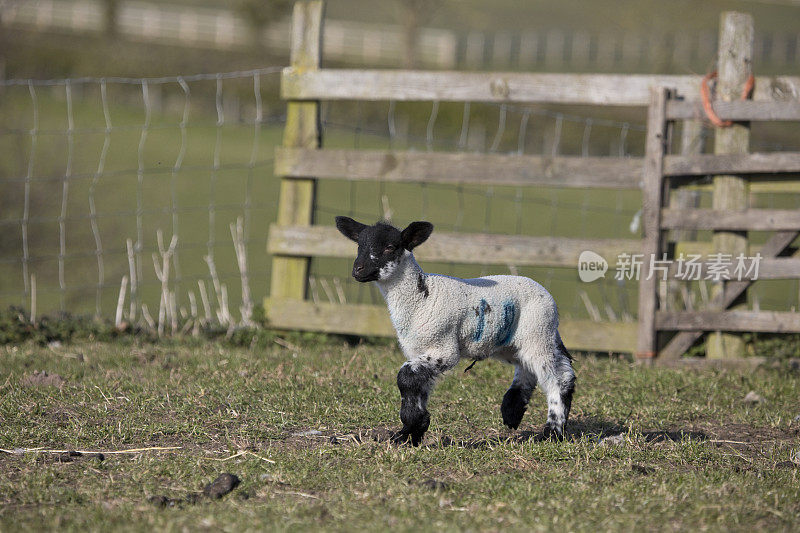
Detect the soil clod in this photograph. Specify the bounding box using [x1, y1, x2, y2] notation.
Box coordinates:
[421, 479, 449, 491]
[37, 450, 104, 464]
[22, 371, 65, 388]
[149, 495, 182, 508]
[203, 473, 240, 499]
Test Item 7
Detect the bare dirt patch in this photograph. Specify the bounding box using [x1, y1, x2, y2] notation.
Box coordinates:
[21, 370, 65, 388]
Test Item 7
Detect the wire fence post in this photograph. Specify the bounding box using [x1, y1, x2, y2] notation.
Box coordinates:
[268, 1, 323, 307]
[707, 12, 753, 360]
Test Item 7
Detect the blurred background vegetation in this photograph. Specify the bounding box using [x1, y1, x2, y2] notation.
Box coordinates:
[0, 0, 799, 340]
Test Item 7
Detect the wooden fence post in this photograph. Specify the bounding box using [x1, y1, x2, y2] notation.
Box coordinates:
[636, 86, 671, 360]
[707, 12, 753, 359]
[269, 1, 323, 303]
[675, 120, 703, 244]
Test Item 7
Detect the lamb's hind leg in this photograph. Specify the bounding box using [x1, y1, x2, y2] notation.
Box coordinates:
[501, 365, 537, 430]
[539, 335, 576, 440]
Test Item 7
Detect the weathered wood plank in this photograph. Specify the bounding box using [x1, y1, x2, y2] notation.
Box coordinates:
[265, 299, 639, 353]
[282, 68, 800, 105]
[680, 178, 800, 194]
[275, 147, 643, 189]
[268, 224, 642, 268]
[666, 258, 800, 280]
[658, 231, 799, 359]
[267, 299, 395, 337]
[663, 152, 800, 176]
[656, 310, 800, 333]
[661, 208, 800, 231]
[672, 120, 703, 244]
[666, 100, 800, 121]
[653, 356, 767, 370]
[637, 87, 670, 359]
[270, 1, 323, 301]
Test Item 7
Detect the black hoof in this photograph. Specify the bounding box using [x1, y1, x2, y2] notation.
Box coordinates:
[542, 424, 565, 441]
[501, 388, 528, 430]
[395, 408, 430, 446]
[391, 429, 411, 445]
[391, 427, 424, 446]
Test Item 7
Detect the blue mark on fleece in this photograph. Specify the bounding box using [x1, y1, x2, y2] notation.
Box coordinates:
[495, 301, 517, 346]
[473, 299, 488, 342]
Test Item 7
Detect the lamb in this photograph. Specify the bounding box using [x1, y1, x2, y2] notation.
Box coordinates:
[335, 216, 576, 446]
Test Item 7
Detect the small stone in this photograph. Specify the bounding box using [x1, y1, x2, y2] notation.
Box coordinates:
[292, 430, 322, 437]
[600, 434, 625, 446]
[791, 450, 800, 466]
[203, 473, 240, 500]
[792, 415, 800, 425]
[743, 391, 766, 404]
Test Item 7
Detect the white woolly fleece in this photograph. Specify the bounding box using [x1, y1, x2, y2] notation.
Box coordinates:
[376, 250, 561, 375]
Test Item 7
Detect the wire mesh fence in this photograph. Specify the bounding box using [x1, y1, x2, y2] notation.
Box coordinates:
[0, 67, 285, 331]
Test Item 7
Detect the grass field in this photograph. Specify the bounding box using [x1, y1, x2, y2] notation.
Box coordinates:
[1, 339, 799, 531]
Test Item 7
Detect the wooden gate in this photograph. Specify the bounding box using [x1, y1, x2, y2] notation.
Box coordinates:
[267, 2, 800, 358]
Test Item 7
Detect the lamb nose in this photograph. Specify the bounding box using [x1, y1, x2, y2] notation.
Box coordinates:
[354, 264, 365, 274]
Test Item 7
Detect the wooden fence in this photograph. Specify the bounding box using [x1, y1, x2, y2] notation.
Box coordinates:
[266, 1, 800, 359]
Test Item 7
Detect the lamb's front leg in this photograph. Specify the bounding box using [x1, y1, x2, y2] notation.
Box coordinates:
[501, 364, 537, 430]
[391, 357, 455, 446]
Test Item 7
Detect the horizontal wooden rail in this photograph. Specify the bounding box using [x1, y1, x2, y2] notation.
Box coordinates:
[666, 258, 800, 280]
[656, 310, 800, 333]
[661, 208, 800, 231]
[679, 178, 800, 194]
[666, 100, 800, 121]
[275, 147, 643, 189]
[268, 224, 642, 268]
[663, 152, 800, 176]
[265, 298, 639, 353]
[282, 68, 800, 105]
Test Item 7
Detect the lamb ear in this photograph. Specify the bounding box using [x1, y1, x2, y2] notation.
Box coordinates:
[401, 221, 434, 251]
[335, 216, 367, 243]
